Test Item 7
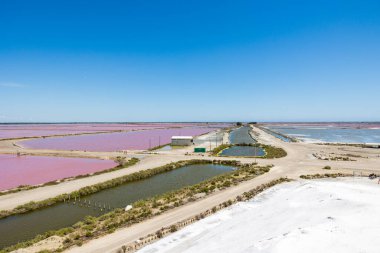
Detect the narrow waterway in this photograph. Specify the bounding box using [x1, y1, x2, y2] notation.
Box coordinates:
[0, 164, 235, 249]
[220, 146, 265, 157]
[222, 126, 265, 157]
[229, 126, 256, 144]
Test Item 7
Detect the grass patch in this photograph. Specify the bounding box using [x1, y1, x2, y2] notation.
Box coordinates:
[211, 144, 231, 155]
[300, 173, 351, 179]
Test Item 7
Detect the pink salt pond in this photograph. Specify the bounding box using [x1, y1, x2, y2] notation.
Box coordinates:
[0, 154, 117, 191]
[21, 127, 217, 151]
[0, 123, 216, 139]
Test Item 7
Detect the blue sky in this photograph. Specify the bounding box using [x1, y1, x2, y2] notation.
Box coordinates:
[1, 0, 379, 122]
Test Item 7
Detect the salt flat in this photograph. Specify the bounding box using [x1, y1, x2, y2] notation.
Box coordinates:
[138, 178, 380, 253]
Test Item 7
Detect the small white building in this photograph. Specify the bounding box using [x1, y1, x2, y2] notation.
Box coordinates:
[171, 136, 194, 146]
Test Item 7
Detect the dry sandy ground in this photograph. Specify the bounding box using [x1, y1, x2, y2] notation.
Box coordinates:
[138, 178, 380, 253]
[13, 236, 63, 253]
[1, 126, 380, 252]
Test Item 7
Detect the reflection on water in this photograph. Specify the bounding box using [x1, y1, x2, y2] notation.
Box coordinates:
[220, 146, 265, 157]
[223, 126, 264, 157]
[229, 126, 256, 144]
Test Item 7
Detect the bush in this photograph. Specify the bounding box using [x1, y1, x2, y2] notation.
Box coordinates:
[156, 230, 163, 238]
[222, 181, 231, 187]
[63, 237, 72, 244]
[169, 225, 178, 233]
[323, 166, 332, 170]
[211, 144, 231, 155]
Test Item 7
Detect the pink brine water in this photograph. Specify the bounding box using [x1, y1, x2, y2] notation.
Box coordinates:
[0, 123, 220, 139]
[0, 154, 117, 191]
[21, 127, 217, 151]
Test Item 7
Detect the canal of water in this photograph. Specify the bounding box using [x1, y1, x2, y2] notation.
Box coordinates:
[222, 126, 265, 157]
[229, 126, 256, 144]
[220, 146, 265, 157]
[0, 164, 235, 249]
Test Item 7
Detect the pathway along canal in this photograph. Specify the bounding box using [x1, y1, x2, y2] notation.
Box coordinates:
[222, 126, 265, 157]
[0, 164, 235, 249]
[259, 127, 292, 142]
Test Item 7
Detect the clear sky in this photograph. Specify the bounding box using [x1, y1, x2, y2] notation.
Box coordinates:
[1, 0, 379, 122]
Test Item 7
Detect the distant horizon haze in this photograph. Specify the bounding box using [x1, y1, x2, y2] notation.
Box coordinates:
[1, 121, 380, 124]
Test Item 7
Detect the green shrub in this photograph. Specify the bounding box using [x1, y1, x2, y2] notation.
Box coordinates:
[156, 230, 163, 238]
[170, 225, 178, 233]
[211, 144, 231, 155]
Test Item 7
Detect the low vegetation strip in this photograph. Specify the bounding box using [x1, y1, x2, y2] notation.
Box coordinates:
[300, 173, 353, 179]
[211, 144, 230, 155]
[0, 157, 140, 197]
[1, 161, 271, 253]
[316, 143, 379, 148]
[260, 144, 287, 158]
[211, 143, 287, 159]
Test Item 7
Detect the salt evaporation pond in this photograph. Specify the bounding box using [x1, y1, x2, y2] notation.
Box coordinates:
[220, 146, 265, 157]
[266, 124, 380, 143]
[139, 178, 380, 253]
[0, 164, 235, 249]
[20, 127, 217, 151]
[0, 154, 117, 191]
[229, 126, 256, 144]
[0, 123, 213, 139]
[221, 126, 264, 157]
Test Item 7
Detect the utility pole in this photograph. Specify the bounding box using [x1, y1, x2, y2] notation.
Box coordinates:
[159, 136, 161, 146]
